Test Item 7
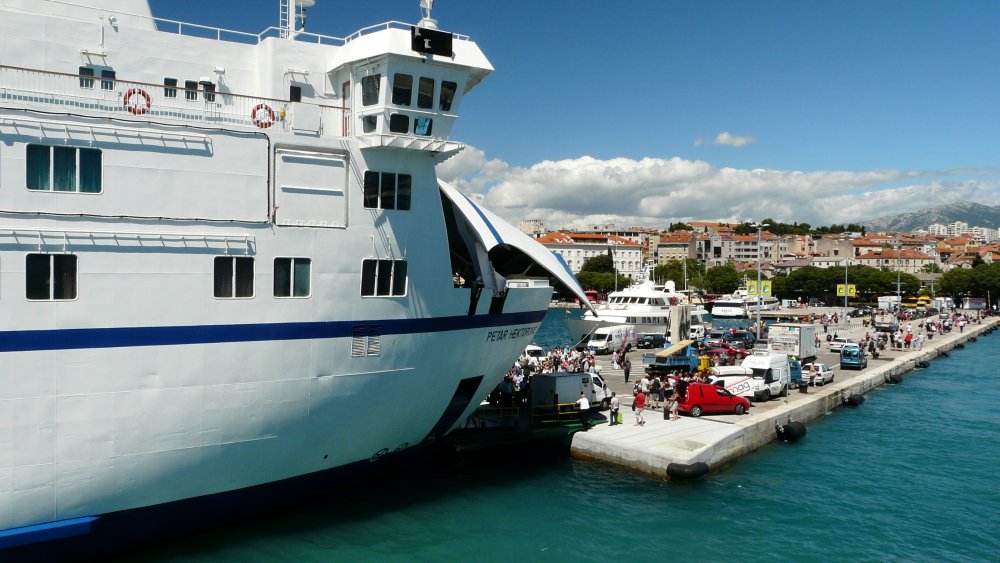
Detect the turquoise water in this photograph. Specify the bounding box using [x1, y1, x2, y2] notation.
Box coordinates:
[122, 313, 1000, 562]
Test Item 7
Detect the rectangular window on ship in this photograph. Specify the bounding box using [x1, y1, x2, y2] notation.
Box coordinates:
[274, 257, 311, 298]
[361, 74, 381, 106]
[26, 145, 102, 193]
[360, 259, 407, 297]
[214, 256, 254, 298]
[26, 254, 77, 300]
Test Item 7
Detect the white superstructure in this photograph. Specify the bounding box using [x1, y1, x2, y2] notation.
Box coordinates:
[563, 275, 708, 343]
[0, 0, 591, 551]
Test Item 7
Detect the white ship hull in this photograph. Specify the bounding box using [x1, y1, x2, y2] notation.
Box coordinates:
[0, 0, 592, 552]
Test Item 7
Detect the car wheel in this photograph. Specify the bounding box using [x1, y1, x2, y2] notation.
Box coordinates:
[829, 374, 834, 383]
[780, 385, 788, 397]
[761, 389, 771, 402]
[735, 404, 746, 415]
[690, 405, 703, 417]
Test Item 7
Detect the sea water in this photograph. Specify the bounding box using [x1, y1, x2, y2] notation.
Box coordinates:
[120, 310, 1000, 562]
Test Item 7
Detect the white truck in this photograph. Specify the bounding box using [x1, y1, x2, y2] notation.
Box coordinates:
[585, 324, 636, 355]
[529, 371, 612, 410]
[739, 351, 791, 402]
[766, 323, 818, 364]
[707, 366, 757, 401]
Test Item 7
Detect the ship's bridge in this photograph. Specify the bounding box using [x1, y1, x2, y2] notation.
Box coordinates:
[326, 22, 492, 154]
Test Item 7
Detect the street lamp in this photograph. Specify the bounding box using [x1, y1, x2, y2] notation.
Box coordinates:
[751, 222, 763, 334]
[844, 256, 849, 309]
[895, 244, 901, 315]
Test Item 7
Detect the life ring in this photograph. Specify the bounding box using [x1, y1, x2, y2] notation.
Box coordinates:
[251, 103, 276, 128]
[123, 88, 151, 115]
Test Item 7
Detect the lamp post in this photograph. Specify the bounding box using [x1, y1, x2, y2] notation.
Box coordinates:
[752, 223, 763, 334]
[843, 257, 849, 309]
[896, 244, 903, 319]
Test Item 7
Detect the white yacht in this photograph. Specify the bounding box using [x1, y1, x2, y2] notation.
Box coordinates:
[709, 296, 749, 319]
[0, 0, 591, 555]
[563, 276, 709, 343]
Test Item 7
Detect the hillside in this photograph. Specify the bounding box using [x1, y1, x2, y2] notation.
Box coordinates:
[863, 201, 1000, 232]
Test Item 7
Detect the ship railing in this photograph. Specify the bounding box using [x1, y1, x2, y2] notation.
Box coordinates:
[0, 65, 348, 136]
[473, 402, 591, 427]
[37, 1, 471, 46]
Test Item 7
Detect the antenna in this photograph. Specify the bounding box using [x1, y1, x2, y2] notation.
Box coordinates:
[281, 0, 317, 39]
[418, 0, 438, 29]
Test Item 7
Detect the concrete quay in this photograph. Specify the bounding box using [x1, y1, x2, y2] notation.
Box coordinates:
[570, 316, 999, 479]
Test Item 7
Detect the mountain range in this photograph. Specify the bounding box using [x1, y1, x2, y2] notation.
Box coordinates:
[862, 201, 1000, 233]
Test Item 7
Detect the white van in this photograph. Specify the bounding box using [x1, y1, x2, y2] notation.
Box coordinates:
[586, 324, 636, 355]
[708, 366, 756, 401]
[529, 371, 612, 410]
[739, 351, 791, 401]
[521, 344, 546, 366]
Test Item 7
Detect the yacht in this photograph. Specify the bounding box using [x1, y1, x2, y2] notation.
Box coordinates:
[563, 275, 709, 344]
[0, 0, 590, 555]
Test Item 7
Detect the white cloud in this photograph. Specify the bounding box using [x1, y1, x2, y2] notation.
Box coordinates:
[436, 147, 1000, 230]
[694, 131, 757, 147]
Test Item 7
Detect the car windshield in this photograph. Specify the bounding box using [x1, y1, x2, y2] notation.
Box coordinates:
[750, 368, 768, 379]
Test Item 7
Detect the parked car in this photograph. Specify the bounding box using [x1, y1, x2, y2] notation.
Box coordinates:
[723, 330, 757, 349]
[637, 333, 666, 349]
[840, 344, 868, 370]
[705, 329, 729, 346]
[847, 306, 874, 318]
[803, 362, 835, 385]
[829, 337, 855, 352]
[707, 341, 750, 362]
[678, 382, 751, 417]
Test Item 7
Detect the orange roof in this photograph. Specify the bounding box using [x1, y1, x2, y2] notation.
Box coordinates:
[535, 232, 639, 246]
[856, 250, 931, 260]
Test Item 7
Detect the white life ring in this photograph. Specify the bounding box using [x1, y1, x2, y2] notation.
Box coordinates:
[124, 88, 151, 115]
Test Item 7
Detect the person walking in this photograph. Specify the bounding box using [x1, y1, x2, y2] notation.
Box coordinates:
[633, 390, 646, 426]
[622, 357, 632, 383]
[609, 392, 620, 426]
[671, 378, 688, 421]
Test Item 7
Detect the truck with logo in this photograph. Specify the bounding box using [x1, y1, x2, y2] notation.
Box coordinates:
[530, 371, 612, 411]
[766, 323, 818, 364]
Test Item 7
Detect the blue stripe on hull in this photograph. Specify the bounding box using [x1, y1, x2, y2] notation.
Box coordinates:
[0, 310, 546, 353]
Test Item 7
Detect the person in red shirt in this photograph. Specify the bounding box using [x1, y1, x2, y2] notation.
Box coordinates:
[633, 391, 646, 426]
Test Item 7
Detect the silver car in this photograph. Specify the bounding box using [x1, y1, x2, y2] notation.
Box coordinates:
[804, 362, 835, 385]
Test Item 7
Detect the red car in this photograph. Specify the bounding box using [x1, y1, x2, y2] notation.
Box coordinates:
[678, 383, 751, 417]
[707, 342, 749, 362]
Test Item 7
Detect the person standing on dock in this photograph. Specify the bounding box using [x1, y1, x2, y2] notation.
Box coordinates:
[576, 392, 590, 426]
[633, 390, 646, 426]
[609, 392, 620, 426]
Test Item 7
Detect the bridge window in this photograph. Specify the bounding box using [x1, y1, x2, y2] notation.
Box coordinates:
[414, 116, 433, 136]
[274, 257, 311, 298]
[290, 84, 302, 102]
[389, 113, 409, 133]
[361, 259, 407, 297]
[26, 144, 102, 193]
[214, 256, 254, 298]
[26, 254, 77, 300]
[361, 74, 381, 106]
[392, 73, 412, 106]
[439, 81, 457, 111]
[185, 80, 198, 101]
[417, 77, 434, 109]
[363, 171, 411, 211]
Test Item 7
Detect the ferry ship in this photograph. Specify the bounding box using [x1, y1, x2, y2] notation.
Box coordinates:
[0, 0, 589, 555]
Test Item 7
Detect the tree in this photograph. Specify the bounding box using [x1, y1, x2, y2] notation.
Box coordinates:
[652, 259, 704, 291]
[921, 263, 943, 273]
[939, 268, 975, 298]
[667, 222, 693, 232]
[702, 264, 741, 294]
[580, 254, 614, 274]
[575, 271, 630, 293]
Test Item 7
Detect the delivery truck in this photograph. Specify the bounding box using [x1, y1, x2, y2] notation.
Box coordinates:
[766, 323, 818, 364]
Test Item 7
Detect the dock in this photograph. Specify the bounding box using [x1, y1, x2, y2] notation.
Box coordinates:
[571, 315, 998, 479]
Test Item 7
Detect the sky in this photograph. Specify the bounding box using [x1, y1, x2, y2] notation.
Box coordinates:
[148, 0, 1000, 230]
